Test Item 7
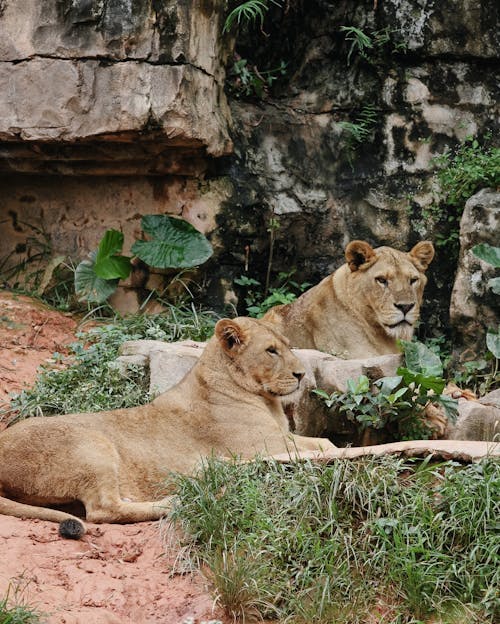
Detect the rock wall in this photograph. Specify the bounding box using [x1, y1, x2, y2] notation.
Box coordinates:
[0, 0, 498, 342]
[220, 0, 499, 341]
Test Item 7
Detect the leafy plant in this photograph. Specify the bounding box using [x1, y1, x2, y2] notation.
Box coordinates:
[75, 215, 213, 304]
[340, 25, 406, 64]
[339, 104, 378, 165]
[452, 242, 500, 393]
[234, 270, 310, 318]
[227, 57, 287, 99]
[428, 137, 500, 250]
[314, 340, 457, 440]
[340, 25, 373, 64]
[223, 0, 282, 33]
[169, 455, 500, 622]
[0, 584, 43, 624]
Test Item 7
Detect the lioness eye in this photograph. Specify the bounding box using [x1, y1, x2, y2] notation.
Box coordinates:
[376, 277, 388, 285]
[266, 347, 278, 355]
[410, 277, 419, 285]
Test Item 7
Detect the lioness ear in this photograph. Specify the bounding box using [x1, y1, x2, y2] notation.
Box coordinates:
[345, 240, 377, 272]
[215, 319, 247, 354]
[409, 241, 435, 271]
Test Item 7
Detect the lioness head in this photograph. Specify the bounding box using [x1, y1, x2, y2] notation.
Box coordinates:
[215, 317, 305, 398]
[345, 240, 435, 341]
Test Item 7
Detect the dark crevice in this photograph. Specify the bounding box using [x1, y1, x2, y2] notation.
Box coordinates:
[3, 54, 215, 79]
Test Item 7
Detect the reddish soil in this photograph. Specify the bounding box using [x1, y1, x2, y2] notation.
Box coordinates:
[0, 292, 229, 624]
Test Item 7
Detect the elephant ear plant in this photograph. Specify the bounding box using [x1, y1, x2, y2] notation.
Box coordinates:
[74, 215, 213, 304]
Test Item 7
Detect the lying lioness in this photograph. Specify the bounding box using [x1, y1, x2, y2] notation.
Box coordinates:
[0, 317, 334, 538]
[263, 240, 435, 359]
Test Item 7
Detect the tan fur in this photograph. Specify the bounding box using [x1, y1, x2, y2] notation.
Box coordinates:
[0, 318, 334, 533]
[263, 241, 435, 359]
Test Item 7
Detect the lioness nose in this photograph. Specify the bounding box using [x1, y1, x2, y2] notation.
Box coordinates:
[293, 371, 305, 382]
[395, 303, 414, 315]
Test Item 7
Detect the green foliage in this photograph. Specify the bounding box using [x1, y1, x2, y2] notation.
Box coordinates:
[223, 0, 281, 33]
[131, 215, 213, 270]
[227, 58, 287, 99]
[339, 104, 378, 166]
[0, 586, 42, 624]
[428, 137, 500, 250]
[340, 25, 406, 64]
[340, 25, 373, 64]
[75, 216, 213, 304]
[314, 340, 457, 440]
[234, 270, 310, 318]
[452, 351, 499, 396]
[93, 229, 132, 280]
[339, 104, 377, 145]
[433, 138, 500, 209]
[169, 455, 500, 623]
[74, 250, 120, 304]
[3, 306, 217, 423]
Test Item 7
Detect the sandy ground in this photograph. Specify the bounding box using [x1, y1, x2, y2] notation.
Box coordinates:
[0, 291, 228, 624]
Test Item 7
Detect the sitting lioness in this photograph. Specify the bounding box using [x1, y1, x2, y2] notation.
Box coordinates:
[263, 240, 435, 359]
[0, 317, 334, 538]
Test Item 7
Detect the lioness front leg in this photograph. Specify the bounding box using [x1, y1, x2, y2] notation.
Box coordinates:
[83, 494, 173, 524]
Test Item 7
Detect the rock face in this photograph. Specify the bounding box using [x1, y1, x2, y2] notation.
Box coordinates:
[450, 189, 500, 355]
[0, 0, 232, 166]
[0, 0, 498, 337]
[220, 0, 499, 337]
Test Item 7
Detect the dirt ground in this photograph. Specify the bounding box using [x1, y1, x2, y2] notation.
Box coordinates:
[0, 291, 229, 624]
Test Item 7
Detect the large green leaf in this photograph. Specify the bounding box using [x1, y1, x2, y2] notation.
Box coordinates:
[400, 340, 443, 377]
[397, 367, 446, 395]
[486, 328, 500, 359]
[131, 215, 213, 269]
[94, 229, 132, 280]
[472, 243, 500, 268]
[74, 251, 119, 303]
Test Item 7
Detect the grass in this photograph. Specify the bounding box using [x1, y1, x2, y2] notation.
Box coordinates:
[168, 455, 500, 623]
[2, 304, 218, 423]
[0, 586, 44, 624]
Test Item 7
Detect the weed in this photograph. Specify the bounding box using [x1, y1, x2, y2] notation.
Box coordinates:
[75, 216, 213, 304]
[227, 57, 287, 99]
[0, 582, 44, 624]
[2, 305, 217, 423]
[427, 136, 500, 251]
[234, 270, 310, 317]
[169, 455, 500, 622]
[223, 0, 282, 34]
[340, 25, 406, 64]
[339, 104, 378, 165]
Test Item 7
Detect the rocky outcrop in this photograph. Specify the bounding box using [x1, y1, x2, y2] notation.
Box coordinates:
[0, 0, 233, 175]
[450, 189, 500, 355]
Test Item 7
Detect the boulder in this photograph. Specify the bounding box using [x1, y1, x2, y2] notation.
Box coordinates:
[447, 389, 500, 441]
[450, 189, 500, 355]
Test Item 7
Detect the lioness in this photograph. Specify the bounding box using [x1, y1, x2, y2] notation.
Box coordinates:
[263, 240, 435, 359]
[0, 317, 334, 538]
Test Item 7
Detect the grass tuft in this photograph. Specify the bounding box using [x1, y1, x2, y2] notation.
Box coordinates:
[168, 455, 500, 623]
